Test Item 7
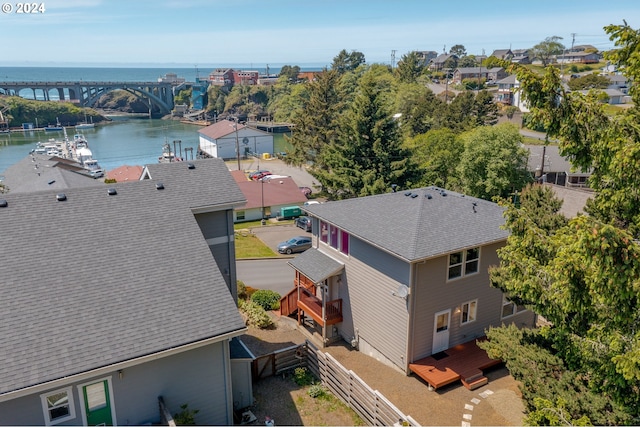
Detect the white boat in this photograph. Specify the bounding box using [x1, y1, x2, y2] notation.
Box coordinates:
[75, 114, 95, 129]
[158, 142, 182, 163]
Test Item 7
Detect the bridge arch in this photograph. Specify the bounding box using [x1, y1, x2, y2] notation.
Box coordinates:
[84, 86, 173, 116]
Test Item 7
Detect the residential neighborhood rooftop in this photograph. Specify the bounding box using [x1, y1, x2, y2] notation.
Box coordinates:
[0, 158, 247, 396]
[303, 186, 508, 262]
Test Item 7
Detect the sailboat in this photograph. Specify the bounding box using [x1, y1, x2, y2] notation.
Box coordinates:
[75, 113, 95, 130]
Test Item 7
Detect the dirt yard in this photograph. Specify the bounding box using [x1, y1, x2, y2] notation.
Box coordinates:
[240, 312, 526, 426]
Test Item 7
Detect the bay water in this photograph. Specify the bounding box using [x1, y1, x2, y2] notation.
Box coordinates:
[0, 66, 292, 175]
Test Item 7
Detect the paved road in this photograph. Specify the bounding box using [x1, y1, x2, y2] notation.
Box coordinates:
[237, 258, 295, 296]
[236, 223, 311, 296]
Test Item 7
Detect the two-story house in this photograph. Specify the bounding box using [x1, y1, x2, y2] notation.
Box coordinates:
[0, 158, 253, 425]
[280, 187, 535, 386]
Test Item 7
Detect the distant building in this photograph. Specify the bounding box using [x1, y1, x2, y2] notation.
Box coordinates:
[157, 73, 185, 84]
[105, 165, 144, 182]
[198, 119, 274, 160]
[415, 50, 438, 64]
[208, 68, 234, 86]
[490, 49, 513, 60]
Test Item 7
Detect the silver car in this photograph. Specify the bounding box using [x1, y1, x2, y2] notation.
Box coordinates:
[277, 236, 312, 254]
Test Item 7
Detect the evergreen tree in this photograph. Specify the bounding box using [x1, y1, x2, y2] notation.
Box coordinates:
[486, 22, 640, 422]
[284, 69, 342, 169]
[313, 70, 417, 199]
[395, 51, 424, 83]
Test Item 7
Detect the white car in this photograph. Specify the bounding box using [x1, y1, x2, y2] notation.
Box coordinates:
[89, 169, 104, 178]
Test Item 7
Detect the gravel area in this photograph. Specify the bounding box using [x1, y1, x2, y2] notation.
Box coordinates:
[240, 313, 526, 426]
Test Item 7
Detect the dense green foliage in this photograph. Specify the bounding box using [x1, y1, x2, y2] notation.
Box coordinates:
[566, 73, 611, 91]
[250, 289, 281, 311]
[1, 96, 103, 127]
[530, 36, 565, 66]
[486, 22, 640, 424]
[238, 299, 273, 329]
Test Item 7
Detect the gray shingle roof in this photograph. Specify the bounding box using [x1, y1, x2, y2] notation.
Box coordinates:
[2, 154, 105, 193]
[303, 187, 508, 262]
[0, 158, 247, 395]
[288, 248, 344, 283]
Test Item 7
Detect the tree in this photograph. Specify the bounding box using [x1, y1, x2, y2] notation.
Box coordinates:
[395, 51, 424, 83]
[284, 69, 342, 169]
[530, 36, 565, 66]
[567, 73, 610, 91]
[449, 44, 467, 57]
[405, 128, 462, 189]
[331, 49, 366, 74]
[456, 123, 531, 200]
[394, 83, 444, 137]
[486, 21, 640, 421]
[457, 55, 478, 68]
[313, 69, 418, 199]
[279, 65, 301, 82]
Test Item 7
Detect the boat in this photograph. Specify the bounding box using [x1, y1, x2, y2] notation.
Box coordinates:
[75, 114, 95, 130]
[158, 142, 182, 163]
[44, 117, 63, 132]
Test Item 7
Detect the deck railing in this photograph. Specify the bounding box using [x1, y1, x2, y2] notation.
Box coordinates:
[279, 286, 342, 326]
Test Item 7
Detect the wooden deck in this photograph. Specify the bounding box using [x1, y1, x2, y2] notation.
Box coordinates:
[409, 338, 502, 390]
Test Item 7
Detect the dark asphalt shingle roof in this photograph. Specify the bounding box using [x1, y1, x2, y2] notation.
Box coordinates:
[303, 187, 508, 262]
[0, 158, 247, 395]
[288, 248, 344, 283]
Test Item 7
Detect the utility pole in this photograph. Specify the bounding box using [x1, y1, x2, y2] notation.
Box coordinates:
[234, 117, 241, 170]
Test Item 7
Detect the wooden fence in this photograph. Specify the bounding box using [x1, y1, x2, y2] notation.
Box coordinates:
[252, 340, 420, 426]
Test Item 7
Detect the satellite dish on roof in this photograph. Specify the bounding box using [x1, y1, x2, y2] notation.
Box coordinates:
[392, 284, 410, 299]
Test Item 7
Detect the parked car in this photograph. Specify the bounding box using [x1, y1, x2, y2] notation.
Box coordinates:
[89, 169, 104, 178]
[295, 216, 312, 232]
[248, 170, 270, 180]
[277, 236, 312, 254]
[252, 171, 272, 181]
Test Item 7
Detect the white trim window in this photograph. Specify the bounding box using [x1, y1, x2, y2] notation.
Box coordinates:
[501, 295, 527, 318]
[448, 247, 480, 280]
[461, 300, 477, 325]
[40, 387, 76, 425]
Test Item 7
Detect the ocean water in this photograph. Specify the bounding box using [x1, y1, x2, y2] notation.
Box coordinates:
[0, 65, 322, 82]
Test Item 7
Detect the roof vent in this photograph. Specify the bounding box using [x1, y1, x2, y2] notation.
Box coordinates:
[56, 193, 67, 201]
[156, 182, 165, 190]
[441, 191, 447, 197]
[48, 180, 56, 185]
[411, 193, 418, 198]
[187, 163, 195, 169]
[404, 192, 412, 196]
[107, 188, 117, 196]
[472, 202, 477, 213]
[426, 194, 433, 199]
[0, 199, 7, 208]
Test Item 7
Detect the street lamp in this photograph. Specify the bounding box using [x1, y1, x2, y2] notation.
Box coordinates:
[231, 117, 241, 170]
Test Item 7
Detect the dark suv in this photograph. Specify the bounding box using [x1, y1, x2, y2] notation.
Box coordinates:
[295, 216, 312, 232]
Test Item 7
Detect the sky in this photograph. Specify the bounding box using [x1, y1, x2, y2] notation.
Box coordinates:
[1, 0, 639, 68]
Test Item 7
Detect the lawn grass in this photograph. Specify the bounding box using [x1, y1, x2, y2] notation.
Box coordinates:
[235, 231, 278, 258]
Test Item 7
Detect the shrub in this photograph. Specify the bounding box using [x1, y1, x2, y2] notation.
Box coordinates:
[237, 280, 247, 300]
[174, 403, 199, 425]
[307, 383, 326, 398]
[238, 299, 273, 329]
[250, 289, 281, 311]
[293, 367, 315, 386]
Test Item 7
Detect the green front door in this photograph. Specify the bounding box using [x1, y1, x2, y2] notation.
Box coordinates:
[82, 380, 113, 426]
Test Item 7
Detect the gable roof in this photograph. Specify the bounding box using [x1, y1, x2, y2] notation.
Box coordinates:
[229, 171, 308, 209]
[142, 158, 247, 211]
[198, 119, 247, 140]
[105, 164, 144, 182]
[304, 187, 508, 262]
[0, 158, 247, 397]
[2, 153, 104, 193]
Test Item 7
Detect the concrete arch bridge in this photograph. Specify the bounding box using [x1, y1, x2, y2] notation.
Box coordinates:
[0, 81, 175, 115]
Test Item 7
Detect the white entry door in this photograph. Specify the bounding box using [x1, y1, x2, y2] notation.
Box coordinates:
[432, 309, 451, 354]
